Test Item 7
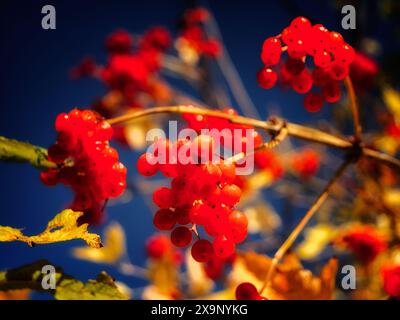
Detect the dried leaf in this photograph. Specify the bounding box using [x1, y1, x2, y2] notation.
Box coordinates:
[0, 209, 101, 248]
[229, 251, 337, 300]
[0, 289, 30, 300]
[73, 222, 125, 264]
[296, 224, 336, 260]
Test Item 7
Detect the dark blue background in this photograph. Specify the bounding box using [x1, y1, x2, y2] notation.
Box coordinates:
[0, 0, 394, 298]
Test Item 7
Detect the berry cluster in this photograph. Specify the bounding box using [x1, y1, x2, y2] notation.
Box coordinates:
[137, 135, 248, 262]
[235, 282, 267, 300]
[176, 7, 221, 61]
[40, 109, 127, 224]
[257, 16, 356, 112]
[71, 27, 172, 148]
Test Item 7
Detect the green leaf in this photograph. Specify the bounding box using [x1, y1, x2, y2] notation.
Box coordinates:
[0, 260, 129, 300]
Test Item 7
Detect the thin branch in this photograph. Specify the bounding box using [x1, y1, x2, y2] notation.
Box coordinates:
[106, 105, 400, 171]
[259, 160, 351, 296]
[344, 76, 362, 141]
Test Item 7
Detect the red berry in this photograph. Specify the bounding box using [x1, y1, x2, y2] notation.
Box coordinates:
[220, 184, 242, 206]
[191, 239, 214, 262]
[213, 235, 235, 258]
[284, 58, 305, 76]
[153, 208, 177, 230]
[335, 43, 355, 65]
[329, 62, 349, 80]
[311, 68, 330, 87]
[288, 39, 306, 59]
[235, 282, 260, 300]
[292, 70, 313, 94]
[153, 187, 174, 208]
[257, 67, 278, 89]
[146, 234, 172, 259]
[304, 93, 324, 112]
[170, 226, 192, 247]
[261, 37, 282, 65]
[322, 80, 341, 103]
[289, 16, 312, 33]
[314, 51, 331, 68]
[137, 153, 158, 176]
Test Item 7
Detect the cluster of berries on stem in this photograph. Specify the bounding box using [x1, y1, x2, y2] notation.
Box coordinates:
[40, 109, 126, 224]
[257, 16, 355, 112]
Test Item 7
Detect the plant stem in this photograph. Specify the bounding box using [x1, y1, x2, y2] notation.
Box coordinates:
[344, 76, 362, 141]
[259, 160, 351, 296]
[107, 105, 400, 171]
[0, 136, 56, 169]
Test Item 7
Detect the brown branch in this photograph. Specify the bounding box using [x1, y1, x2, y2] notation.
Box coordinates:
[106, 105, 400, 171]
[259, 160, 351, 296]
[344, 76, 362, 142]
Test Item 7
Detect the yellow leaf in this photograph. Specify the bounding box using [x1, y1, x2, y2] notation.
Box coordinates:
[147, 257, 180, 296]
[374, 136, 399, 155]
[0, 209, 101, 248]
[383, 189, 400, 208]
[73, 222, 125, 264]
[229, 251, 337, 300]
[296, 224, 336, 260]
[185, 251, 214, 296]
[383, 86, 400, 122]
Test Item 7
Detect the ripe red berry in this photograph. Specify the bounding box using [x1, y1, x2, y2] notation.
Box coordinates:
[257, 67, 278, 89]
[335, 43, 355, 65]
[153, 187, 174, 208]
[170, 226, 192, 247]
[146, 234, 172, 259]
[289, 16, 312, 33]
[304, 93, 324, 112]
[191, 239, 214, 262]
[153, 208, 177, 230]
[213, 235, 235, 258]
[292, 70, 313, 94]
[322, 80, 341, 103]
[220, 184, 242, 206]
[137, 153, 159, 176]
[288, 39, 307, 59]
[261, 37, 282, 65]
[382, 265, 400, 298]
[329, 62, 349, 80]
[313, 51, 331, 68]
[235, 282, 260, 300]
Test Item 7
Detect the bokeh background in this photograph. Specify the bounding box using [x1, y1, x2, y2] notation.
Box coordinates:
[1, 0, 399, 299]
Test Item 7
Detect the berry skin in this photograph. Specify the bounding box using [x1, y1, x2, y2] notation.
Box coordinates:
[284, 58, 305, 76]
[213, 235, 235, 258]
[235, 282, 260, 300]
[335, 43, 355, 65]
[292, 70, 313, 94]
[170, 226, 193, 247]
[322, 80, 341, 103]
[153, 187, 174, 208]
[137, 153, 159, 176]
[314, 51, 331, 68]
[288, 39, 307, 60]
[153, 208, 177, 231]
[329, 62, 349, 80]
[220, 184, 242, 207]
[304, 93, 324, 112]
[261, 37, 282, 65]
[257, 67, 278, 89]
[191, 239, 214, 262]
[311, 68, 330, 87]
[289, 16, 312, 33]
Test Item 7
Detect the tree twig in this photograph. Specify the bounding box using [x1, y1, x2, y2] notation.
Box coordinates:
[344, 76, 362, 141]
[259, 159, 351, 296]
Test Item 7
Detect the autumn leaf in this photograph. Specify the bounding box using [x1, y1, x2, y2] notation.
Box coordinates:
[0, 260, 128, 300]
[186, 251, 214, 296]
[0, 209, 101, 248]
[228, 251, 337, 300]
[383, 86, 400, 122]
[0, 289, 30, 300]
[296, 224, 336, 260]
[72, 222, 125, 264]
